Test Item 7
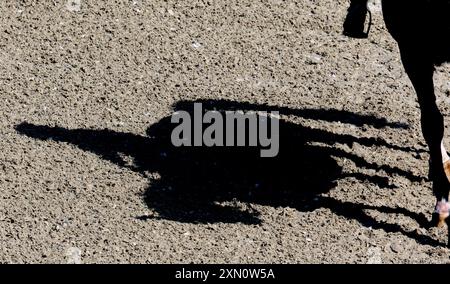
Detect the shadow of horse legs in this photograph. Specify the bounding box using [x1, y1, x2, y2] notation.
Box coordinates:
[15, 99, 445, 247]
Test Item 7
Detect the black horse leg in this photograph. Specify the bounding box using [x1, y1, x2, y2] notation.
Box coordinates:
[400, 47, 450, 239]
[343, 0, 370, 38]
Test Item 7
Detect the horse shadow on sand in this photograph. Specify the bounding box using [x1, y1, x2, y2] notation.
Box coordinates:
[15, 99, 447, 247]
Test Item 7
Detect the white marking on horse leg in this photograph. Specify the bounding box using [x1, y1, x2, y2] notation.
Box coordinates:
[434, 198, 450, 227]
[435, 198, 450, 212]
[441, 141, 450, 163]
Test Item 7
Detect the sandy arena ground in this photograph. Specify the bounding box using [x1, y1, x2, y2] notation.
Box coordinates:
[1, 0, 450, 263]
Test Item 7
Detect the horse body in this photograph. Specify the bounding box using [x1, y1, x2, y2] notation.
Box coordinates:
[382, 0, 450, 65]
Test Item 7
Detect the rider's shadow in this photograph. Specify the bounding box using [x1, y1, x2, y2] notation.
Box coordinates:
[15, 99, 444, 246]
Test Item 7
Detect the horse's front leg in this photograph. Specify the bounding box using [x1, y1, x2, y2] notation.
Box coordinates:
[400, 48, 450, 239]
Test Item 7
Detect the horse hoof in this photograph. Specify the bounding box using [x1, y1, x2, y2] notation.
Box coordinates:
[431, 212, 448, 228]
